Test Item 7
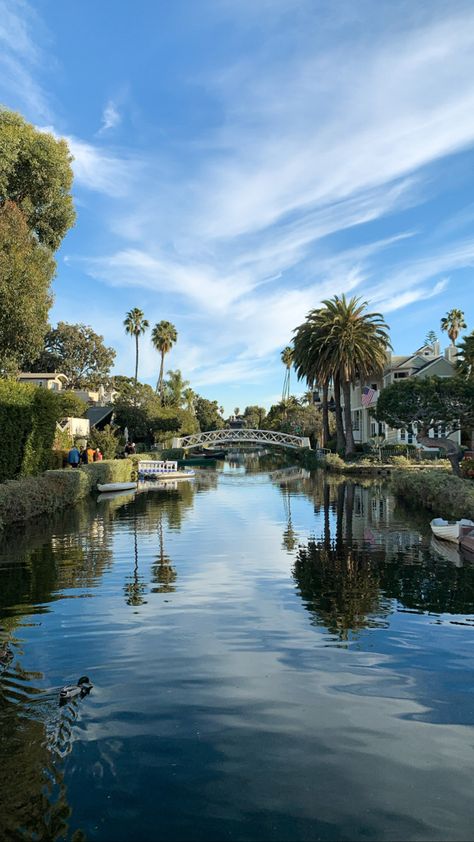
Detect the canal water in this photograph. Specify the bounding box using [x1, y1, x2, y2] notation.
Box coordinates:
[1, 455, 474, 842]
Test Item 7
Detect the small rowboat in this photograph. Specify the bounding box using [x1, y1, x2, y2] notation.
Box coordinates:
[430, 517, 474, 543]
[97, 481, 137, 493]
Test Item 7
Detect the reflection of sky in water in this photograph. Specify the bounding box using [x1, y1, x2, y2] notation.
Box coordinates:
[0, 465, 473, 841]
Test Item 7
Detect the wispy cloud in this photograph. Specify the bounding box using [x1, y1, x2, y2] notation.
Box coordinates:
[0, 0, 52, 119]
[98, 99, 121, 134]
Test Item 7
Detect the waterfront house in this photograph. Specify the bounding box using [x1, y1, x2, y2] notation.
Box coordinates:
[344, 342, 460, 448]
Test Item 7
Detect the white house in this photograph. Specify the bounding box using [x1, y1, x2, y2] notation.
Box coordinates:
[345, 342, 461, 448]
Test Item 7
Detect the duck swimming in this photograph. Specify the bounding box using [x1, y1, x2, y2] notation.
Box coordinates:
[59, 675, 93, 704]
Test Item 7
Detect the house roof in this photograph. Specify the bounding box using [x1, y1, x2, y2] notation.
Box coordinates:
[18, 372, 68, 381]
[85, 406, 114, 428]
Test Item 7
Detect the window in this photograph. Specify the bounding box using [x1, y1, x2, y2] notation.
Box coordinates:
[370, 421, 377, 436]
[400, 428, 406, 441]
[394, 371, 408, 379]
[371, 383, 378, 391]
[353, 411, 360, 431]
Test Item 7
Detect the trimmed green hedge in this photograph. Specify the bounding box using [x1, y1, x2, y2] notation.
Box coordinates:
[0, 459, 133, 529]
[391, 468, 474, 520]
[0, 381, 60, 481]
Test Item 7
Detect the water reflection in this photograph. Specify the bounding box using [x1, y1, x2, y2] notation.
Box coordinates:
[1, 459, 474, 841]
[293, 478, 474, 641]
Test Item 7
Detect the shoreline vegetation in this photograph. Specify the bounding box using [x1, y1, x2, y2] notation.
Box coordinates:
[0, 456, 155, 531]
[0, 449, 472, 531]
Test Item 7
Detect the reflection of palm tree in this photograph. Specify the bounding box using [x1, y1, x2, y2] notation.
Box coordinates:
[151, 508, 177, 593]
[293, 537, 386, 641]
[124, 510, 147, 606]
[281, 486, 297, 552]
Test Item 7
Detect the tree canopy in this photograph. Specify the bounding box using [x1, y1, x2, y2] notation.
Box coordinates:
[194, 396, 224, 432]
[30, 322, 116, 388]
[0, 108, 75, 250]
[375, 377, 474, 472]
[0, 201, 55, 373]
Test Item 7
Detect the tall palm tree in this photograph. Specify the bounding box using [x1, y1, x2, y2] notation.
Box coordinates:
[281, 346, 294, 402]
[293, 312, 336, 450]
[456, 331, 474, 381]
[123, 308, 149, 385]
[163, 369, 189, 407]
[183, 387, 196, 413]
[151, 321, 177, 402]
[294, 296, 391, 456]
[441, 309, 467, 346]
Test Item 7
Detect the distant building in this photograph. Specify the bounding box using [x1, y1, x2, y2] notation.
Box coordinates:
[17, 372, 68, 391]
[341, 342, 461, 448]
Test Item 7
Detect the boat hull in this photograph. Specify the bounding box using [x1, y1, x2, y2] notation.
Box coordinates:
[430, 518, 474, 543]
[97, 482, 137, 493]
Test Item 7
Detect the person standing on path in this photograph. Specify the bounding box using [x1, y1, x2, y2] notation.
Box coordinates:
[67, 445, 80, 468]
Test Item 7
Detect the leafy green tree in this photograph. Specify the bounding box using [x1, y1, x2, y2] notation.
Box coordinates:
[0, 108, 75, 250]
[294, 296, 390, 456]
[0, 201, 55, 372]
[124, 308, 149, 386]
[281, 346, 293, 402]
[162, 369, 189, 407]
[195, 396, 224, 432]
[243, 405, 266, 428]
[56, 390, 87, 418]
[375, 377, 474, 474]
[262, 400, 324, 446]
[113, 377, 161, 444]
[30, 322, 116, 389]
[89, 424, 119, 459]
[151, 320, 177, 401]
[441, 309, 467, 346]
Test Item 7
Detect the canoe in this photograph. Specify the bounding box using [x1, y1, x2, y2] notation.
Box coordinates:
[97, 481, 137, 493]
[430, 517, 474, 543]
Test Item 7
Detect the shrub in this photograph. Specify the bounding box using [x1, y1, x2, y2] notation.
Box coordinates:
[160, 448, 185, 460]
[0, 470, 89, 529]
[461, 457, 474, 479]
[0, 381, 61, 481]
[80, 459, 132, 490]
[389, 455, 413, 467]
[0, 459, 135, 530]
[390, 468, 474, 520]
[323, 453, 346, 472]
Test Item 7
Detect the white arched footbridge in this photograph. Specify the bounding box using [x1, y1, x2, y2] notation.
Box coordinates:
[172, 428, 311, 450]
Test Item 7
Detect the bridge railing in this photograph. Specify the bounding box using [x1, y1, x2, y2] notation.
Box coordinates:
[172, 429, 312, 450]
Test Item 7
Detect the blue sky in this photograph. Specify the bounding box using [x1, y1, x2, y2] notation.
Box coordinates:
[1, 0, 473, 413]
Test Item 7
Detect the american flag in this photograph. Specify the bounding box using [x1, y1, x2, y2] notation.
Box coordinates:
[361, 386, 377, 407]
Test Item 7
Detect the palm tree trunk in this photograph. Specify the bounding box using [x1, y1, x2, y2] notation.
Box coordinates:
[158, 351, 165, 402]
[322, 380, 330, 447]
[333, 373, 346, 453]
[134, 334, 139, 385]
[342, 379, 355, 456]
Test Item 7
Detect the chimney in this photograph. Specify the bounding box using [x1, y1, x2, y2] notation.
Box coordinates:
[432, 340, 440, 356]
[444, 345, 457, 364]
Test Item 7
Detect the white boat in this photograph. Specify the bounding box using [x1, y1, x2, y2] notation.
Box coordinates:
[430, 517, 474, 543]
[96, 481, 137, 493]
